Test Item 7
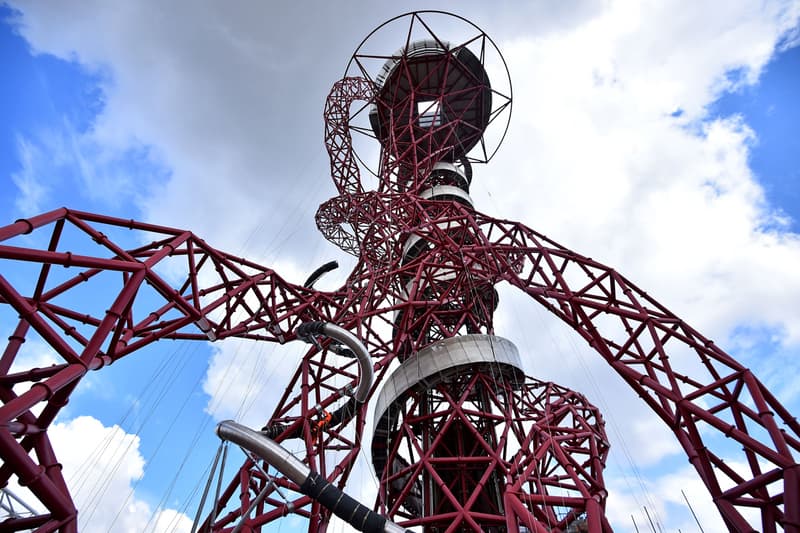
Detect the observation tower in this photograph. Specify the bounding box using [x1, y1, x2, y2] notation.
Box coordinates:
[0, 11, 799, 533]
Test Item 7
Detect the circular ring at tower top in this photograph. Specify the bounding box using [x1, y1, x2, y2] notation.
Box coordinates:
[367, 38, 491, 162]
[344, 11, 512, 178]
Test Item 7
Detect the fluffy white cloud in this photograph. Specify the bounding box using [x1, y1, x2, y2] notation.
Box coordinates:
[5, 1, 800, 532]
[486, 1, 800, 343]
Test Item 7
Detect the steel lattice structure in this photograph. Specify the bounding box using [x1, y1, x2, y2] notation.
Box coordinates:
[0, 10, 798, 533]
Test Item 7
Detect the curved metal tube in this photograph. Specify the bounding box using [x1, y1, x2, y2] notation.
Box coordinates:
[217, 420, 309, 484]
[303, 260, 339, 288]
[217, 324, 396, 531]
[296, 321, 373, 403]
[217, 420, 408, 533]
[262, 322, 373, 440]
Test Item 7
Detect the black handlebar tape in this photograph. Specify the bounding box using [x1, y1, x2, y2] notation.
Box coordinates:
[300, 472, 386, 533]
[296, 321, 326, 338]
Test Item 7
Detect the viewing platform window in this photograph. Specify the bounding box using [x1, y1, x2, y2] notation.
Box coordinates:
[417, 99, 442, 128]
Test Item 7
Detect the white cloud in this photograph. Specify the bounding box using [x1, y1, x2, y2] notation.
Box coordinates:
[4, 1, 607, 256]
[482, 1, 800, 346]
[5, 416, 191, 532]
[11, 136, 49, 214]
[7, 118, 156, 218]
[7, 335, 60, 374]
[5, 1, 800, 531]
[607, 462, 764, 532]
[202, 337, 306, 428]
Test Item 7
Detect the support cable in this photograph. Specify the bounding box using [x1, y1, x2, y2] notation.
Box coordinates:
[191, 442, 225, 533]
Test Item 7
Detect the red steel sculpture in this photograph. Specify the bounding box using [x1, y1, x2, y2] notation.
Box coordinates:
[0, 11, 798, 533]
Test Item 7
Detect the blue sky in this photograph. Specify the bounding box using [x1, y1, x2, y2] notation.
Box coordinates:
[0, 12, 89, 212]
[0, 4, 219, 524]
[712, 43, 800, 230]
[2, 2, 800, 532]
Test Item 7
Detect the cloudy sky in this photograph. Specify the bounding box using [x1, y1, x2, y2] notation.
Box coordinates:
[1, 1, 800, 531]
